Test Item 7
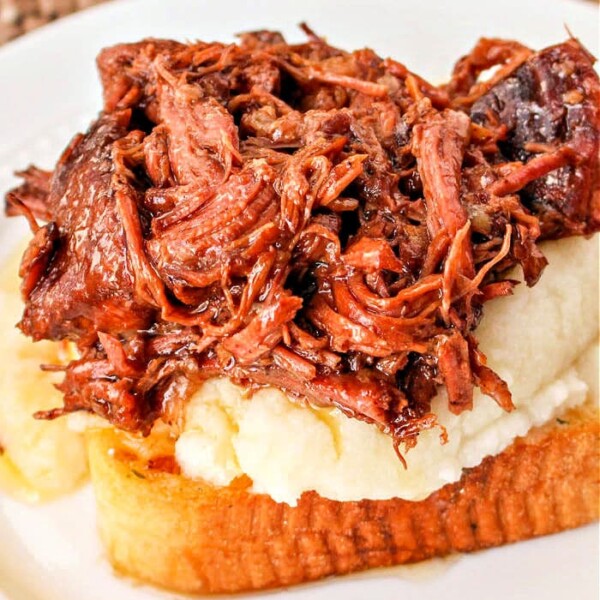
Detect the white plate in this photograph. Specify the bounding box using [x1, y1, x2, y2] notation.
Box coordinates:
[0, 0, 598, 598]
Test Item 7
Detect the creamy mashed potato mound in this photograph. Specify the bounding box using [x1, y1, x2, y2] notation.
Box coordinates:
[0, 247, 88, 501]
[176, 236, 599, 505]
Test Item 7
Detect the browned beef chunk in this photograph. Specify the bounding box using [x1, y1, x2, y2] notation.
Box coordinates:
[18, 111, 154, 342]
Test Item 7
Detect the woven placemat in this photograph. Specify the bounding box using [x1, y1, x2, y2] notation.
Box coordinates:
[0, 0, 106, 44]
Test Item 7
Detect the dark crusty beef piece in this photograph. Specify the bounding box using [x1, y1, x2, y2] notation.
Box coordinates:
[470, 39, 600, 238]
[5, 31, 599, 449]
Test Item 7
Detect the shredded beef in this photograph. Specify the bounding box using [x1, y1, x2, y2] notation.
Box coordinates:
[5, 30, 599, 450]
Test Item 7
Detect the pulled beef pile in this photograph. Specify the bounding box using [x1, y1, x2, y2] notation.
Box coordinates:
[6, 29, 599, 451]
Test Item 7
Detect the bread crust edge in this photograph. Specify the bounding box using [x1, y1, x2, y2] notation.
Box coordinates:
[86, 404, 600, 594]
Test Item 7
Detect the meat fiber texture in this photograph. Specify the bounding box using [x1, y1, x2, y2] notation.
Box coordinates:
[5, 30, 599, 452]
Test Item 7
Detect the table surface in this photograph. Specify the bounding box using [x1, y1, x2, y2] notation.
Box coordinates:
[0, 0, 105, 44]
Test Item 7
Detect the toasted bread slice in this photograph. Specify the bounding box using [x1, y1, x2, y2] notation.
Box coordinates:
[86, 403, 599, 594]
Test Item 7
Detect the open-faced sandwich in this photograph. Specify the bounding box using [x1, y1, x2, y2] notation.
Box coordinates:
[1, 27, 598, 594]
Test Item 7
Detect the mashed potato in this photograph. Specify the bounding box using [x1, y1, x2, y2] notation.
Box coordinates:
[0, 236, 597, 505]
[0, 247, 88, 501]
[176, 235, 599, 505]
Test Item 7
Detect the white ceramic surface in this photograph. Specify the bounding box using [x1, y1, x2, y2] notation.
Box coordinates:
[0, 0, 598, 598]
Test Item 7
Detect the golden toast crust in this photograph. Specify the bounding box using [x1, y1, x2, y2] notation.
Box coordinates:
[86, 405, 600, 594]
